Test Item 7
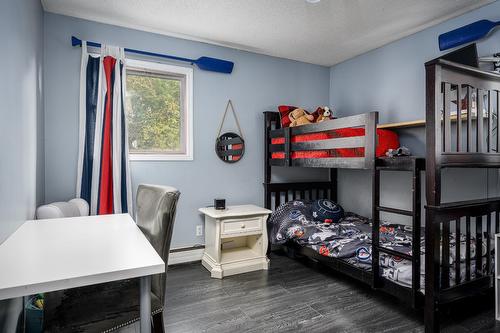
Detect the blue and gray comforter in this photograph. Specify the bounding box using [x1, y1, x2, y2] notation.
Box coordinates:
[268, 200, 490, 289]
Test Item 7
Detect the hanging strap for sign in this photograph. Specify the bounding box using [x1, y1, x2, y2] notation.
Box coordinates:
[216, 100, 244, 138]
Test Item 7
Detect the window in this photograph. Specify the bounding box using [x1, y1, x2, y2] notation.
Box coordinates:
[125, 59, 193, 160]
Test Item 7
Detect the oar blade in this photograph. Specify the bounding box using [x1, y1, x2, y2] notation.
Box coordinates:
[195, 56, 234, 74]
[439, 20, 497, 51]
[71, 36, 82, 47]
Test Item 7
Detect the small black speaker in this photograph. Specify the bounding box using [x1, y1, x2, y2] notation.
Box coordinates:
[214, 198, 226, 210]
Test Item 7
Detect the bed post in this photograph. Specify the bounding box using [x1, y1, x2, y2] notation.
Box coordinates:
[365, 112, 379, 288]
[425, 62, 442, 333]
[425, 62, 442, 207]
[264, 112, 276, 210]
[372, 165, 381, 288]
[264, 112, 276, 256]
[411, 161, 422, 309]
[329, 169, 337, 202]
[425, 208, 441, 333]
[364, 112, 378, 169]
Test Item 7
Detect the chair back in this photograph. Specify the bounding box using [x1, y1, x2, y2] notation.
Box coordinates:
[36, 198, 89, 219]
[136, 184, 180, 306]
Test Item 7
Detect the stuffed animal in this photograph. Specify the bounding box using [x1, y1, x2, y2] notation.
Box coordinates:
[315, 106, 333, 123]
[288, 108, 314, 127]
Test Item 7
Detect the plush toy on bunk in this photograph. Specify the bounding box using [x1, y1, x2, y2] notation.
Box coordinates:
[278, 105, 333, 128]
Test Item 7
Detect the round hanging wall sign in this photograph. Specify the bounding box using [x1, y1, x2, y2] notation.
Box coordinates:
[215, 100, 245, 163]
[216, 132, 245, 163]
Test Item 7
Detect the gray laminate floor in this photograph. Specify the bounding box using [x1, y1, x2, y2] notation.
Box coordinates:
[163, 252, 500, 333]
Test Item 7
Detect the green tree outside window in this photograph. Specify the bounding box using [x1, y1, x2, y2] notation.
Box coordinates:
[126, 72, 182, 153]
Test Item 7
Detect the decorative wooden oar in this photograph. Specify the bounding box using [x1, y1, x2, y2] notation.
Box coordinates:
[439, 19, 500, 51]
[71, 36, 234, 74]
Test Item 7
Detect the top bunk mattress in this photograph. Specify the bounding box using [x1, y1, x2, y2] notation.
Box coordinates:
[271, 127, 399, 159]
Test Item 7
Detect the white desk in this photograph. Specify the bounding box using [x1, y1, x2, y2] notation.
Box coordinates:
[0, 213, 164, 333]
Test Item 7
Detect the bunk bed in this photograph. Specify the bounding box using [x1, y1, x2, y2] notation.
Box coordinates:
[263, 59, 500, 333]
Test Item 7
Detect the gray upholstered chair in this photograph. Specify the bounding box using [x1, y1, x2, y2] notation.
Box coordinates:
[43, 184, 180, 333]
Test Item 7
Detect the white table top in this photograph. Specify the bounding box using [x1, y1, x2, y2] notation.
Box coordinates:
[199, 204, 271, 219]
[0, 214, 164, 300]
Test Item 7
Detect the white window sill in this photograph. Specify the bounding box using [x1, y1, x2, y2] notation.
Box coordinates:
[129, 154, 193, 161]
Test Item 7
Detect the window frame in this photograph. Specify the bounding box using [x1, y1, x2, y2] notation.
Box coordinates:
[125, 58, 194, 161]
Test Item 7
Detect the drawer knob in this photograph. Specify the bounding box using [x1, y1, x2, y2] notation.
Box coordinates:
[241, 224, 246, 228]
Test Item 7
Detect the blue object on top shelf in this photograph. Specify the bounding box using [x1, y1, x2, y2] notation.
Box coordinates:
[439, 19, 500, 51]
[71, 36, 234, 74]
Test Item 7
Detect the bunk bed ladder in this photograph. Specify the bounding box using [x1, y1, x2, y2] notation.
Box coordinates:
[372, 157, 424, 308]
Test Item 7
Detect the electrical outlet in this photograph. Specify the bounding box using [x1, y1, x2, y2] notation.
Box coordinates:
[196, 225, 203, 237]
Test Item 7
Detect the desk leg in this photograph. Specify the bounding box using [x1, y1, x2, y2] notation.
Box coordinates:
[140, 275, 151, 333]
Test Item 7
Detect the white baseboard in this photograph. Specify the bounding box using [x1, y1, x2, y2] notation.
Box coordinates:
[168, 247, 204, 265]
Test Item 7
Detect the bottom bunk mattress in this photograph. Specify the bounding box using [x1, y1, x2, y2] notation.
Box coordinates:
[267, 200, 492, 290]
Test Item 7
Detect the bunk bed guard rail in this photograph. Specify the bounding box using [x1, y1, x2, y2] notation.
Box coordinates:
[426, 199, 498, 301]
[267, 112, 378, 169]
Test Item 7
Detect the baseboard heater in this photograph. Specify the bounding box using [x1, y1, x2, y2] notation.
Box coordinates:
[168, 245, 205, 265]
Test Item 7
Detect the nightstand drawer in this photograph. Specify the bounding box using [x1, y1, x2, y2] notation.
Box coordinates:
[221, 217, 262, 236]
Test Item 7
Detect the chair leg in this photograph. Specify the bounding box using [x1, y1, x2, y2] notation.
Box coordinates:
[152, 311, 165, 333]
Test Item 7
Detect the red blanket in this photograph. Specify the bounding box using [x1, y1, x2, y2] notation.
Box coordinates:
[271, 128, 399, 159]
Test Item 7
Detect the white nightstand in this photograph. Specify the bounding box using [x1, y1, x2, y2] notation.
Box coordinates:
[199, 204, 272, 279]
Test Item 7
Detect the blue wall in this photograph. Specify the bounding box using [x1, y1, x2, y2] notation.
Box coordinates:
[330, 1, 500, 219]
[0, 0, 44, 330]
[43, 2, 500, 246]
[330, 1, 500, 125]
[43, 13, 330, 248]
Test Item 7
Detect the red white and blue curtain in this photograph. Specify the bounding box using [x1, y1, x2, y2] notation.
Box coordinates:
[76, 41, 132, 215]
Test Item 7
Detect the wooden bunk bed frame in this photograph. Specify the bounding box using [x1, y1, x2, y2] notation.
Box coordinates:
[263, 59, 500, 333]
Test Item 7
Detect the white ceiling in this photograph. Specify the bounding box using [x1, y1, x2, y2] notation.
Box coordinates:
[41, 0, 493, 66]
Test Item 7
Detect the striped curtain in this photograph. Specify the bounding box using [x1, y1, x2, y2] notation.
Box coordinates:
[76, 41, 132, 215]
